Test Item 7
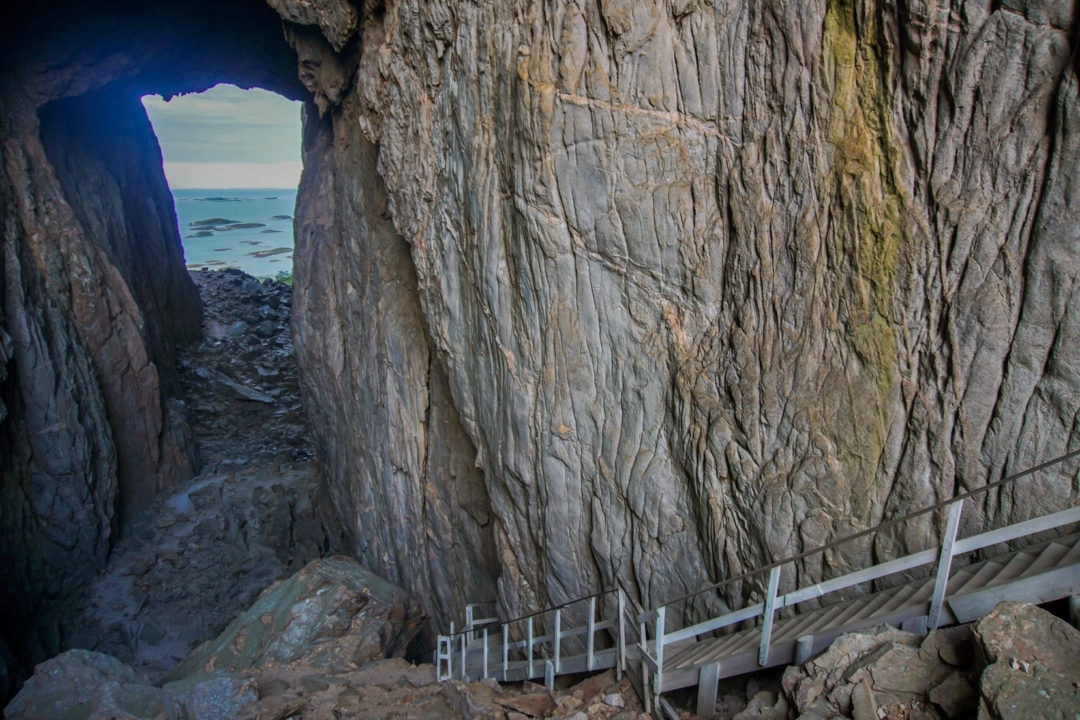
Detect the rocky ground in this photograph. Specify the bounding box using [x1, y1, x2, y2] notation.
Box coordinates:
[64, 268, 344, 682]
[178, 268, 313, 469]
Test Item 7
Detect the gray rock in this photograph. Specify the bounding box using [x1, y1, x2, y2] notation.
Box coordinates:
[167, 556, 425, 679]
[284, 0, 1080, 627]
[733, 690, 788, 720]
[973, 601, 1080, 674]
[3, 649, 165, 720]
[226, 321, 249, 339]
[161, 671, 258, 720]
[973, 602, 1080, 719]
[928, 672, 978, 719]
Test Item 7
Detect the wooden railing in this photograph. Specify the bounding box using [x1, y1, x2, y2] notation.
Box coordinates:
[437, 449, 1080, 717]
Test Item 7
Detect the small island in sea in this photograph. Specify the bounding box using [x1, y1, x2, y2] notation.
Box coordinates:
[173, 188, 297, 277]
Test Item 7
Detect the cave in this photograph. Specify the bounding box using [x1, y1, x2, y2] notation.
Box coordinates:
[3, 0, 1078, 709]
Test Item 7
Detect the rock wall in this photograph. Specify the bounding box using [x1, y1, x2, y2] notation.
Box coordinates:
[280, 0, 1080, 623]
[0, 0, 302, 689]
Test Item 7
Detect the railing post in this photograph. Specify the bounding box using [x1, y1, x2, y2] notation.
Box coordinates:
[617, 589, 626, 681]
[527, 616, 534, 678]
[448, 622, 454, 679]
[587, 596, 597, 670]
[482, 627, 489, 679]
[928, 500, 964, 629]
[459, 629, 467, 680]
[554, 608, 562, 673]
[502, 624, 509, 681]
[466, 605, 474, 638]
[759, 565, 782, 666]
[436, 634, 447, 681]
[654, 606, 666, 709]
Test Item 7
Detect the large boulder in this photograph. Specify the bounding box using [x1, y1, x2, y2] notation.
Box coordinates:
[167, 556, 426, 679]
[782, 624, 976, 719]
[972, 602, 1080, 719]
[3, 649, 165, 720]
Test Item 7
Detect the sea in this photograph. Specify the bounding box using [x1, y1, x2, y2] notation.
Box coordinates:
[172, 188, 297, 278]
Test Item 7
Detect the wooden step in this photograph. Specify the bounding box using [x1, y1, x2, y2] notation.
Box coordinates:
[1053, 535, 1080, 566]
[951, 560, 1004, 596]
[1018, 541, 1071, 578]
[774, 598, 865, 643]
[988, 551, 1040, 586]
[670, 632, 739, 669]
[943, 568, 975, 595]
[875, 580, 924, 615]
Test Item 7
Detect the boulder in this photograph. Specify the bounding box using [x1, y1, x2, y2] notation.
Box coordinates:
[161, 671, 258, 720]
[3, 649, 165, 720]
[973, 601, 1080, 674]
[782, 624, 964, 719]
[972, 602, 1080, 719]
[781, 624, 923, 716]
[167, 556, 425, 679]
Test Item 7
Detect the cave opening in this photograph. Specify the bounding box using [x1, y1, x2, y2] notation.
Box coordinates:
[141, 83, 303, 279]
[0, 0, 357, 697]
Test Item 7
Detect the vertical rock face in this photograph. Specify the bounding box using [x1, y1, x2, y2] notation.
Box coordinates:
[291, 89, 500, 629]
[279, 0, 1079, 623]
[0, 87, 197, 679]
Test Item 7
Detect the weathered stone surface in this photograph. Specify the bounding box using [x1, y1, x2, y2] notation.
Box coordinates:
[973, 602, 1080, 719]
[280, 0, 1080, 627]
[3, 649, 165, 720]
[928, 671, 978, 719]
[68, 462, 341, 682]
[167, 556, 425, 679]
[161, 671, 259, 720]
[977, 659, 1080, 720]
[973, 601, 1080, 674]
[782, 624, 958, 718]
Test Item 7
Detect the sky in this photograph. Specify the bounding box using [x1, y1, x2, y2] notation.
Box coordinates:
[142, 84, 302, 189]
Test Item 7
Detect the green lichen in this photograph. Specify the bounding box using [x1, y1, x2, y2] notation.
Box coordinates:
[821, 0, 904, 514]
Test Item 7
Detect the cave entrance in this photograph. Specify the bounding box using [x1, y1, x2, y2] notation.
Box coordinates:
[142, 83, 303, 281]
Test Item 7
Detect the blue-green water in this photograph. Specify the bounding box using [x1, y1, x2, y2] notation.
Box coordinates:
[173, 188, 297, 277]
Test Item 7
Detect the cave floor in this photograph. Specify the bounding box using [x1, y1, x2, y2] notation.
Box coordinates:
[66, 268, 341, 682]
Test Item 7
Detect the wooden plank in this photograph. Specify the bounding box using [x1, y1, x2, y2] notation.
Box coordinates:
[759, 566, 782, 666]
[618, 589, 626, 681]
[554, 609, 562, 673]
[947, 565, 1080, 623]
[794, 635, 814, 665]
[928, 501, 964, 629]
[527, 616, 534, 678]
[587, 596, 596, 671]
[663, 602, 766, 644]
[779, 548, 938, 608]
[696, 663, 719, 717]
[953, 506, 1080, 555]
[482, 627, 489, 679]
[502, 625, 509, 681]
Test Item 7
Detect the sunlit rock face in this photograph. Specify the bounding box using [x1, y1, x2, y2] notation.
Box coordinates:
[280, 0, 1079, 625]
[0, 0, 1077, 698]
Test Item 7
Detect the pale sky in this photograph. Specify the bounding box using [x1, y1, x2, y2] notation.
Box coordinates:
[142, 84, 303, 189]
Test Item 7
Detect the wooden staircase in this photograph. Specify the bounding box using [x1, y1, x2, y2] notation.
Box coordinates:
[661, 531, 1080, 714]
[436, 453, 1080, 719]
